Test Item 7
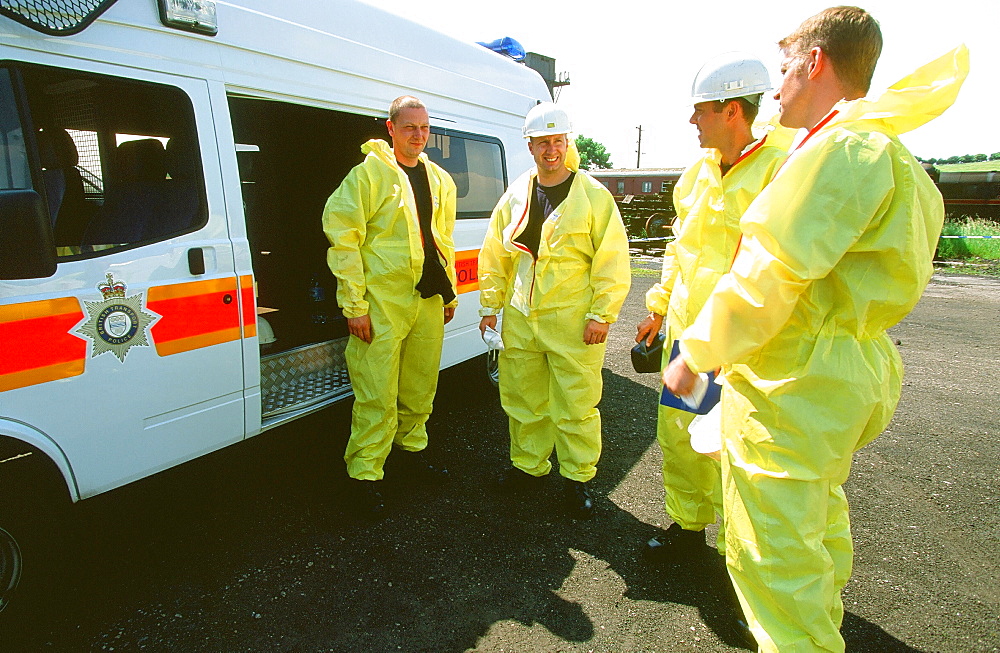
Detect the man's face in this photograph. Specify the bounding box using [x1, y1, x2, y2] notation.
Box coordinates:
[528, 133, 568, 175]
[689, 101, 729, 150]
[775, 52, 810, 129]
[387, 106, 430, 163]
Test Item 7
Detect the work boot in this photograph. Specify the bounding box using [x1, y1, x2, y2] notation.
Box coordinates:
[643, 522, 705, 560]
[564, 479, 595, 519]
[497, 467, 545, 493]
[403, 449, 450, 485]
[349, 479, 385, 516]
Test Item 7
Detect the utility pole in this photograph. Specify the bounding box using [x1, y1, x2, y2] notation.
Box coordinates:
[636, 125, 643, 168]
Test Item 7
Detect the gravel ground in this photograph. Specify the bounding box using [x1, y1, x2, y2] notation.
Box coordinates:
[3, 262, 998, 652]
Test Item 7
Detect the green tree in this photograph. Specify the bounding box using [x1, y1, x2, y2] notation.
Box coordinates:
[973, 153, 988, 162]
[990, 152, 1000, 161]
[575, 135, 613, 170]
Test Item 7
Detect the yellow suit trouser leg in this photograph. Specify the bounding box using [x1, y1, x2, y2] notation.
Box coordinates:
[344, 294, 443, 480]
[546, 340, 604, 482]
[395, 295, 444, 450]
[658, 405, 723, 535]
[499, 345, 555, 477]
[723, 453, 853, 653]
[498, 310, 605, 482]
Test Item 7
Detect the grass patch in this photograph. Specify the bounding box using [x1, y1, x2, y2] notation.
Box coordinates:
[936, 217, 1000, 261]
[934, 258, 1000, 277]
[631, 266, 662, 277]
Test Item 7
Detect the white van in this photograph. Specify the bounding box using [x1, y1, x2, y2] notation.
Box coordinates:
[0, 0, 551, 610]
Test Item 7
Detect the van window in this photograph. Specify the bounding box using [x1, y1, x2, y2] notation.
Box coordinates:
[425, 131, 506, 219]
[0, 69, 30, 190]
[15, 64, 205, 255]
[69, 128, 104, 195]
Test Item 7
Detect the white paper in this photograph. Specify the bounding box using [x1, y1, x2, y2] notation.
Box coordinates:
[689, 402, 723, 460]
[679, 372, 709, 410]
[482, 326, 504, 352]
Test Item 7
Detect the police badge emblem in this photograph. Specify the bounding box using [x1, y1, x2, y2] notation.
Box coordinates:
[77, 274, 157, 362]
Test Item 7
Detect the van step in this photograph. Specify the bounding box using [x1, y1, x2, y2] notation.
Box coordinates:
[260, 339, 351, 417]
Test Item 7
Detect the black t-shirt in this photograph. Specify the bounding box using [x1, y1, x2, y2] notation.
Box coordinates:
[400, 160, 455, 303]
[401, 160, 434, 258]
[516, 172, 575, 257]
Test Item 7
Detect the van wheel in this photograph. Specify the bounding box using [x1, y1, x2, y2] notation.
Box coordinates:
[0, 527, 22, 613]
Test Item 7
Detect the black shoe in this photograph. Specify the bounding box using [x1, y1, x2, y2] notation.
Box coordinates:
[404, 450, 450, 485]
[565, 480, 595, 519]
[497, 467, 545, 493]
[349, 479, 385, 515]
[643, 523, 705, 560]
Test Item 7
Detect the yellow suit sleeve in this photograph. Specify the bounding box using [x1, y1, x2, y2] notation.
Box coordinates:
[322, 165, 371, 319]
[645, 219, 679, 316]
[648, 159, 704, 316]
[585, 187, 632, 324]
[681, 131, 895, 371]
[432, 164, 459, 309]
[478, 194, 514, 316]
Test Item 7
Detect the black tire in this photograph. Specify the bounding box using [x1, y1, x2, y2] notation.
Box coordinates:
[0, 527, 21, 613]
[0, 440, 73, 622]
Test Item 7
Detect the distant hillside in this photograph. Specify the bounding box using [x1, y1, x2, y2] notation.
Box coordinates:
[935, 161, 1000, 173]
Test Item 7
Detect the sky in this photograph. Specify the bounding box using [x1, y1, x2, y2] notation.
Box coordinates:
[364, 0, 997, 169]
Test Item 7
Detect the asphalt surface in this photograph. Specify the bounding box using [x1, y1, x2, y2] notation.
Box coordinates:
[3, 262, 999, 652]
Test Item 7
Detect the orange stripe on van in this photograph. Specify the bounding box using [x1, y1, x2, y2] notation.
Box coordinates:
[0, 297, 86, 391]
[147, 278, 241, 356]
[0, 360, 87, 393]
[455, 249, 480, 294]
[239, 275, 257, 338]
[153, 327, 244, 357]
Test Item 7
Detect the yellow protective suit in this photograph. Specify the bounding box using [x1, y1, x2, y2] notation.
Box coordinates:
[479, 154, 631, 482]
[645, 131, 789, 542]
[679, 47, 969, 652]
[323, 139, 457, 481]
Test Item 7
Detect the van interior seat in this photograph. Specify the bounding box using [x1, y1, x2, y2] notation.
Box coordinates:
[162, 134, 201, 234]
[38, 128, 90, 245]
[82, 138, 171, 246]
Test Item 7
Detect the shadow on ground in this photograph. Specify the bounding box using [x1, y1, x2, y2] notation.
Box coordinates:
[3, 356, 927, 652]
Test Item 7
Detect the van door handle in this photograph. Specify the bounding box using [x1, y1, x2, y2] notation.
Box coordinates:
[188, 248, 205, 275]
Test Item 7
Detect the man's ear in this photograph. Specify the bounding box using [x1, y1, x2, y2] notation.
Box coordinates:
[725, 100, 739, 121]
[806, 46, 825, 81]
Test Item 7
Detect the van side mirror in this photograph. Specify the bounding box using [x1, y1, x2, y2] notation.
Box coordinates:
[0, 189, 57, 280]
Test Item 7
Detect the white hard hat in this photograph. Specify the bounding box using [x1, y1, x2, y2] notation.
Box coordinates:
[257, 315, 276, 345]
[522, 102, 572, 138]
[691, 52, 771, 105]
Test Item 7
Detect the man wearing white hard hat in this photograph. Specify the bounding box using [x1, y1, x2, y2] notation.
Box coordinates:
[478, 102, 630, 518]
[664, 7, 968, 650]
[636, 52, 791, 558]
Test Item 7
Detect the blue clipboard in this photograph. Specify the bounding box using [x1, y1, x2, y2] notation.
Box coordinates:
[659, 341, 721, 415]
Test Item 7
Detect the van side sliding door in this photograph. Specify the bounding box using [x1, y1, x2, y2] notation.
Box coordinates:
[0, 62, 246, 498]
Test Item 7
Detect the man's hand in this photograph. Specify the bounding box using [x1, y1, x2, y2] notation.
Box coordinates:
[635, 312, 664, 346]
[347, 314, 373, 344]
[444, 306, 456, 325]
[479, 315, 497, 336]
[583, 320, 610, 345]
[663, 355, 698, 396]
